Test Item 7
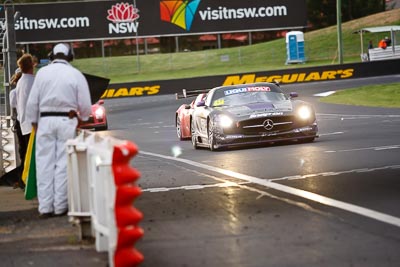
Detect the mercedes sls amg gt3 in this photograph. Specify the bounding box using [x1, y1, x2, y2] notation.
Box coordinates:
[189, 82, 318, 150]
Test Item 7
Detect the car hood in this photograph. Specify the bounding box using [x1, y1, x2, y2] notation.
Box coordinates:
[217, 101, 294, 118]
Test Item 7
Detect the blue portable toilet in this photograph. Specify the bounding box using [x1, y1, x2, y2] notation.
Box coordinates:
[286, 31, 305, 64]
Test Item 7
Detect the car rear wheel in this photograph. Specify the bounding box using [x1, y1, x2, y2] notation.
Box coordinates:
[191, 120, 199, 149]
[176, 116, 184, 140]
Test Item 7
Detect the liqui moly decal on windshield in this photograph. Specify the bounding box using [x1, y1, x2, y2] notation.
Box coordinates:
[224, 86, 271, 95]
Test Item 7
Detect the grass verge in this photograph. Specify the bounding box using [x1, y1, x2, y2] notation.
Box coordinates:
[320, 83, 400, 108]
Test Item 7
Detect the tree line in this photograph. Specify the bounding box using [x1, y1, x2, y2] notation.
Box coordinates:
[307, 0, 387, 29]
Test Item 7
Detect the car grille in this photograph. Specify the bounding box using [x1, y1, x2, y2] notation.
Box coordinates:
[224, 116, 299, 135]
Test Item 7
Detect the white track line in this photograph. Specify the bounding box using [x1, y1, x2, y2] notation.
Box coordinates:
[313, 91, 336, 97]
[317, 113, 400, 118]
[318, 131, 344, 136]
[269, 165, 400, 181]
[140, 150, 400, 228]
[142, 181, 250, 193]
[325, 144, 400, 153]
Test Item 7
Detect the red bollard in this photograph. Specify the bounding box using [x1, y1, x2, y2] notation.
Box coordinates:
[112, 142, 144, 267]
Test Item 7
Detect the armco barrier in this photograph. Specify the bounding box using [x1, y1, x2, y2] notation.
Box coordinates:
[66, 130, 143, 267]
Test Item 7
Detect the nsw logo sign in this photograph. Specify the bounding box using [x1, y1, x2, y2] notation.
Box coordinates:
[108, 2, 140, 34]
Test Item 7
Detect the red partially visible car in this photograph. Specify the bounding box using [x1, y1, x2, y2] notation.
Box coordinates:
[175, 93, 206, 140]
[79, 99, 108, 131]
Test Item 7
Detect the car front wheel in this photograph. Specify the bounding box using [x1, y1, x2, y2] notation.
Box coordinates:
[96, 121, 108, 131]
[208, 119, 218, 151]
[300, 137, 315, 143]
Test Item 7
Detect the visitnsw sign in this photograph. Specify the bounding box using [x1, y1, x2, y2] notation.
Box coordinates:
[0, 0, 307, 43]
[157, 0, 307, 34]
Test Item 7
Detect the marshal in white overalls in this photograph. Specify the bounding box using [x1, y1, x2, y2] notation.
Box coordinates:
[26, 44, 92, 216]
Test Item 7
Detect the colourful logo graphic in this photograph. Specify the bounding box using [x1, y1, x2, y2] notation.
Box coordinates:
[160, 0, 201, 31]
[107, 2, 139, 23]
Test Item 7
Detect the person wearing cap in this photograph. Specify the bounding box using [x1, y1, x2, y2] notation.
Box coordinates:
[26, 43, 92, 218]
[384, 36, 392, 47]
[12, 54, 36, 189]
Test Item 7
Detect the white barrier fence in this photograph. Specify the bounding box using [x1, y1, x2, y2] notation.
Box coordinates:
[368, 45, 400, 61]
[66, 130, 143, 267]
[1, 117, 19, 175]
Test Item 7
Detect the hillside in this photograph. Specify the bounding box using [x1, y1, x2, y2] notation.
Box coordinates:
[72, 9, 400, 83]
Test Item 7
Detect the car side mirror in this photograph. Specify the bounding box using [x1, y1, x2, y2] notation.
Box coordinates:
[97, 99, 105, 105]
[289, 92, 298, 98]
[184, 104, 191, 109]
[196, 100, 206, 107]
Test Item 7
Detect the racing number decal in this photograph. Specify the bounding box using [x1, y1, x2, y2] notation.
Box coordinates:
[213, 99, 225, 106]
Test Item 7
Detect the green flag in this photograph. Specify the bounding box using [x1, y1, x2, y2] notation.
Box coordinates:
[25, 130, 37, 200]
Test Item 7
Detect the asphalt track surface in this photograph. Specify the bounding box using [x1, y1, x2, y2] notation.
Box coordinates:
[96, 75, 400, 267]
[1, 75, 399, 267]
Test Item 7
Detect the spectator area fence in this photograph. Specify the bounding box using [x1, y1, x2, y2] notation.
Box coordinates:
[367, 45, 400, 61]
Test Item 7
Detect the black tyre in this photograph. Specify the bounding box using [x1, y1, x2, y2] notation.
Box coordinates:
[300, 137, 315, 143]
[191, 120, 199, 149]
[96, 121, 108, 131]
[208, 119, 218, 151]
[176, 116, 184, 140]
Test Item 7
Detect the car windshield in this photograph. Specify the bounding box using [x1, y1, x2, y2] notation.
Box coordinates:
[211, 89, 287, 107]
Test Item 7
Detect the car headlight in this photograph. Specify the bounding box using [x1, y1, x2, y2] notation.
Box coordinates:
[218, 114, 233, 128]
[95, 107, 105, 119]
[297, 106, 312, 120]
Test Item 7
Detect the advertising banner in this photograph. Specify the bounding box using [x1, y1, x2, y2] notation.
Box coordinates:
[103, 59, 400, 98]
[155, 0, 307, 35]
[0, 0, 307, 43]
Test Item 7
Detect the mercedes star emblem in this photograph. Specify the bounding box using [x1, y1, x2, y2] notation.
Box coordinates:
[263, 119, 274, 130]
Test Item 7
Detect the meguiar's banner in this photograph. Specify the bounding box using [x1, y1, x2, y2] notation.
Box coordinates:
[0, 0, 307, 43]
[103, 59, 400, 98]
